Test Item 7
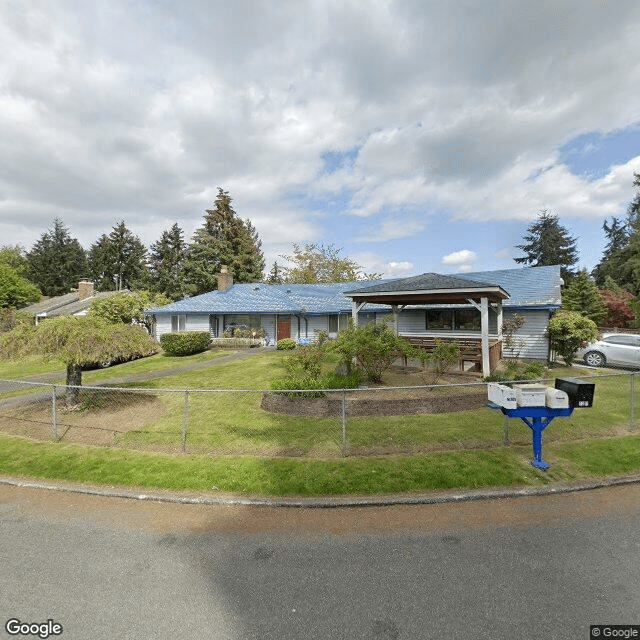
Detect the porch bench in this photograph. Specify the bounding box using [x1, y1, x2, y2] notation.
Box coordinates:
[402, 336, 500, 372]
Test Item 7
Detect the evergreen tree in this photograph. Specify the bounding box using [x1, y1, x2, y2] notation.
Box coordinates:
[265, 261, 284, 284]
[184, 188, 265, 295]
[26, 219, 88, 296]
[88, 222, 148, 292]
[561, 270, 607, 325]
[514, 209, 579, 282]
[592, 217, 630, 286]
[148, 223, 188, 300]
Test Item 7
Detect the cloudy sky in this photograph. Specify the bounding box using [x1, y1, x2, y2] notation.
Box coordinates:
[2, 0, 640, 279]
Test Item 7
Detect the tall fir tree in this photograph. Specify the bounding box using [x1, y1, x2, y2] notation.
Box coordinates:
[592, 217, 630, 287]
[184, 188, 265, 295]
[265, 261, 284, 284]
[88, 222, 148, 292]
[26, 219, 88, 296]
[148, 223, 188, 301]
[610, 173, 640, 294]
[514, 209, 579, 283]
[561, 270, 607, 325]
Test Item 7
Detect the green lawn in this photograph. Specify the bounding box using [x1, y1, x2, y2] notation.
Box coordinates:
[1, 350, 639, 496]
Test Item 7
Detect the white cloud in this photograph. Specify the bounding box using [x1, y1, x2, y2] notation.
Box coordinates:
[2, 0, 640, 272]
[441, 250, 479, 272]
[442, 250, 478, 265]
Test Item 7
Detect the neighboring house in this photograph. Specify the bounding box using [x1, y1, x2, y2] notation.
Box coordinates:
[144, 265, 562, 369]
[21, 280, 120, 324]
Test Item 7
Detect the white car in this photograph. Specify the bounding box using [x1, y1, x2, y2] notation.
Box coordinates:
[576, 333, 640, 368]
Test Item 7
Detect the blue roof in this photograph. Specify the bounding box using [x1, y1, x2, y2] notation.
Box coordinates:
[146, 280, 389, 315]
[457, 265, 562, 308]
[145, 266, 562, 315]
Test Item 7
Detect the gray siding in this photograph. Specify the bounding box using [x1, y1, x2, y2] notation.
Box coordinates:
[502, 309, 550, 360]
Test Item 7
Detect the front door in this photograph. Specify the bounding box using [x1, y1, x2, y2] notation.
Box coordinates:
[277, 316, 291, 341]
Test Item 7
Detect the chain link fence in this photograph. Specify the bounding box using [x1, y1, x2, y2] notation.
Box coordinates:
[0, 372, 637, 457]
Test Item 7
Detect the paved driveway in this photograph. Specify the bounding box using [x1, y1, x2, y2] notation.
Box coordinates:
[1, 482, 639, 639]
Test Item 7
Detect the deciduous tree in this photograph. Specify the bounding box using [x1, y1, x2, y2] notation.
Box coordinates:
[0, 265, 40, 309]
[0, 245, 29, 276]
[279, 243, 382, 283]
[88, 291, 170, 329]
[0, 316, 157, 404]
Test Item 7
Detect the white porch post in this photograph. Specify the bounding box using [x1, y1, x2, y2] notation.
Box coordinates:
[352, 301, 366, 326]
[481, 297, 490, 377]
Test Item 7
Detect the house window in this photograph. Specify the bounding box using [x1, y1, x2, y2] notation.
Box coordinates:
[359, 313, 377, 325]
[224, 314, 262, 333]
[171, 314, 186, 332]
[426, 309, 453, 330]
[328, 314, 349, 333]
[426, 308, 480, 331]
[454, 308, 481, 331]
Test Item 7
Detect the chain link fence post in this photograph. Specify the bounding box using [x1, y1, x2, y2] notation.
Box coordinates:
[51, 384, 59, 442]
[341, 391, 348, 456]
[502, 414, 510, 446]
[181, 390, 189, 453]
[630, 373, 636, 432]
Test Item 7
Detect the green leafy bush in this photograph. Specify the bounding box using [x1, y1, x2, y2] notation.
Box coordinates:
[277, 338, 297, 350]
[547, 310, 598, 367]
[284, 342, 325, 378]
[270, 370, 363, 398]
[270, 376, 326, 398]
[160, 331, 211, 356]
[412, 339, 460, 384]
[483, 360, 547, 382]
[330, 321, 412, 382]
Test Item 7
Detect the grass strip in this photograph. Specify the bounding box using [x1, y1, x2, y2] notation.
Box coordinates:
[548, 434, 640, 476]
[2, 432, 639, 497]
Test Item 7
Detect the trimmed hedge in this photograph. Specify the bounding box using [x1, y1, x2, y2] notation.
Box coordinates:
[160, 331, 211, 356]
[277, 338, 297, 350]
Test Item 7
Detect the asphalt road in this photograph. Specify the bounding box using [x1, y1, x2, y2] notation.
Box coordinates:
[1, 482, 639, 640]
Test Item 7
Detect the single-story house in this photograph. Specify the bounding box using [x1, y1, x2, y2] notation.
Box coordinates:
[144, 265, 563, 374]
[21, 280, 122, 324]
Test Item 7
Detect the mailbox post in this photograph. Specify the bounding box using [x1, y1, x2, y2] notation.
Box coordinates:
[487, 378, 595, 470]
[499, 405, 573, 470]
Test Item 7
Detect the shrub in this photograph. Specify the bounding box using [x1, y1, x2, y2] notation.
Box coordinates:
[330, 321, 412, 382]
[270, 370, 363, 398]
[483, 360, 547, 382]
[284, 342, 325, 379]
[270, 376, 326, 398]
[277, 338, 297, 350]
[160, 331, 211, 356]
[413, 340, 460, 385]
[547, 310, 598, 367]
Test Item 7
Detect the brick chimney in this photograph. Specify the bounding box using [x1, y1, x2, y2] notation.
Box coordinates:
[217, 265, 233, 292]
[78, 279, 95, 300]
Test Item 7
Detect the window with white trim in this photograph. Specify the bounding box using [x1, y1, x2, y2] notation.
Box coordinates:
[171, 314, 186, 332]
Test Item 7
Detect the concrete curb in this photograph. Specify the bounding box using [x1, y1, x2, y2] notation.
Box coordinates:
[2, 473, 640, 508]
